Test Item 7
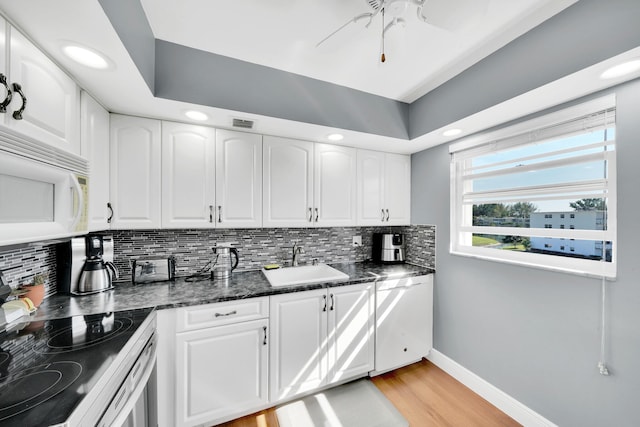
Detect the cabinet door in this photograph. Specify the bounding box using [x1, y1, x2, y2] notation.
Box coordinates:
[8, 28, 80, 154]
[162, 121, 215, 228]
[81, 92, 110, 231]
[315, 144, 357, 226]
[175, 319, 269, 427]
[270, 289, 328, 402]
[109, 115, 161, 229]
[263, 136, 314, 227]
[327, 283, 374, 383]
[215, 129, 262, 228]
[357, 150, 386, 225]
[384, 153, 411, 225]
[375, 275, 433, 374]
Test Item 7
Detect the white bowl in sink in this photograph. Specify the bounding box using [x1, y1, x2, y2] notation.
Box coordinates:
[262, 264, 349, 287]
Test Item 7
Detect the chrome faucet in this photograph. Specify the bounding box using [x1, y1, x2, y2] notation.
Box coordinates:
[292, 242, 305, 266]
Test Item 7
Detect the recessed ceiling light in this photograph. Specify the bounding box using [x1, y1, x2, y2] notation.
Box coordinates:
[62, 45, 110, 69]
[184, 110, 208, 121]
[327, 133, 344, 141]
[600, 59, 640, 79]
[443, 128, 462, 137]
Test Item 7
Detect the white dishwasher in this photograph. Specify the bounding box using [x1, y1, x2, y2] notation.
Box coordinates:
[372, 274, 433, 375]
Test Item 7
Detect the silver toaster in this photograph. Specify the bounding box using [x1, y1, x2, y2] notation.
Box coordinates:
[132, 256, 176, 284]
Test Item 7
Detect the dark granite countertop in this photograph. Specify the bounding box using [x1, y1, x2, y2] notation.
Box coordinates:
[32, 262, 434, 320]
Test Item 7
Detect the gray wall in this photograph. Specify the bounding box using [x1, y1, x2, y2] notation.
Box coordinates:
[409, 0, 640, 138]
[411, 78, 640, 426]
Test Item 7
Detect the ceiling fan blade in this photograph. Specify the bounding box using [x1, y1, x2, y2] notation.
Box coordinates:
[316, 12, 374, 47]
[383, 17, 406, 36]
[417, 0, 488, 30]
[364, 0, 387, 28]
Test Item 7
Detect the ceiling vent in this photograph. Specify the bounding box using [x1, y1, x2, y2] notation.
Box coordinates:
[232, 118, 254, 129]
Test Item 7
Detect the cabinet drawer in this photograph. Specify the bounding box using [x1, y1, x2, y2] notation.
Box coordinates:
[376, 274, 432, 291]
[176, 297, 269, 332]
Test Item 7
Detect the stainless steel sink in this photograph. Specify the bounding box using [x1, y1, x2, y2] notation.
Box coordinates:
[262, 264, 349, 287]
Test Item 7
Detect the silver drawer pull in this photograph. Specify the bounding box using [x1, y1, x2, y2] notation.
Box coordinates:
[214, 310, 237, 317]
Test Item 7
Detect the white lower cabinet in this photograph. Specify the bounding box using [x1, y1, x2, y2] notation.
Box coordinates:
[176, 319, 269, 427]
[373, 274, 434, 375]
[157, 298, 270, 427]
[156, 277, 429, 425]
[269, 283, 374, 402]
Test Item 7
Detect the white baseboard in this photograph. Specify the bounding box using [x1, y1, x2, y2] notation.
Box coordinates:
[427, 349, 557, 427]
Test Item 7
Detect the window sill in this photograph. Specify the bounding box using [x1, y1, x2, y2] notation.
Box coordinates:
[450, 249, 616, 280]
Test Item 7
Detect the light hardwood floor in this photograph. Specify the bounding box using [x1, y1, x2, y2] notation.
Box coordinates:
[216, 359, 520, 427]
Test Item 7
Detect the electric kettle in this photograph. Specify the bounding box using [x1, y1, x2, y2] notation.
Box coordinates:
[211, 246, 239, 280]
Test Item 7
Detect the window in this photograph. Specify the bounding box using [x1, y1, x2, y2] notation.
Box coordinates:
[450, 96, 616, 278]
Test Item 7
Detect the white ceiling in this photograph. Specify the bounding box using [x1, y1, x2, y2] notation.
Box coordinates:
[140, 0, 572, 103]
[2, 0, 636, 154]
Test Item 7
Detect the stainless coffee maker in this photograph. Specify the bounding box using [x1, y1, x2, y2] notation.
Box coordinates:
[211, 246, 239, 280]
[372, 233, 406, 264]
[57, 235, 119, 295]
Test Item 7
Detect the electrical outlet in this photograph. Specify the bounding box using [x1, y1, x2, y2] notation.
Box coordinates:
[352, 236, 362, 247]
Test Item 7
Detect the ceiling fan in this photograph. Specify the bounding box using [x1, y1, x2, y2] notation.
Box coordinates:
[317, 0, 489, 63]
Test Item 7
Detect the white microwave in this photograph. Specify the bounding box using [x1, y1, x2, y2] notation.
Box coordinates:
[0, 148, 89, 246]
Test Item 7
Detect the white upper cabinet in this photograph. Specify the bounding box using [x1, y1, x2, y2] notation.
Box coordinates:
[109, 114, 162, 229]
[215, 129, 262, 228]
[384, 153, 411, 224]
[162, 122, 216, 228]
[4, 27, 80, 155]
[357, 150, 411, 225]
[263, 136, 314, 227]
[80, 92, 110, 231]
[263, 136, 357, 228]
[314, 143, 357, 226]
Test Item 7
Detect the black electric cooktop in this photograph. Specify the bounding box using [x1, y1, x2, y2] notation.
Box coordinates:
[0, 308, 154, 426]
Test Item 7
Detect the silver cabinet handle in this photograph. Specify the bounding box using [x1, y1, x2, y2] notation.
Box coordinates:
[385, 209, 390, 221]
[214, 310, 237, 317]
[217, 205, 222, 223]
[263, 326, 267, 345]
[209, 205, 214, 223]
[330, 294, 334, 311]
[107, 202, 113, 224]
[322, 295, 327, 312]
[308, 207, 312, 222]
[381, 209, 385, 222]
[315, 207, 319, 222]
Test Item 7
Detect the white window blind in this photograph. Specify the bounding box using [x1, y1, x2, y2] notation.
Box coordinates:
[450, 96, 617, 278]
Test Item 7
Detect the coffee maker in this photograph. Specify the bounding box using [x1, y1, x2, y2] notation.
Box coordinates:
[57, 235, 118, 295]
[372, 233, 406, 264]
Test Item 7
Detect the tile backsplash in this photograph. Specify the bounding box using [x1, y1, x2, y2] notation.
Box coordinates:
[0, 242, 57, 298]
[0, 225, 435, 292]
